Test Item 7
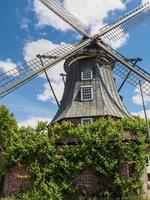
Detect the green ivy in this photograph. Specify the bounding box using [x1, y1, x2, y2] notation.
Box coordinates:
[0, 107, 148, 199]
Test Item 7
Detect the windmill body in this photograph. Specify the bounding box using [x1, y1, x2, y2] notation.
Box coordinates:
[1, 0, 150, 197]
[0, 0, 150, 119]
[52, 44, 130, 124]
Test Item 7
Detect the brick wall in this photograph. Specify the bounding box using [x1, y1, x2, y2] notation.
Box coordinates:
[75, 168, 100, 193]
[3, 165, 33, 196]
[75, 168, 116, 195]
[1, 159, 131, 197]
[119, 161, 130, 180]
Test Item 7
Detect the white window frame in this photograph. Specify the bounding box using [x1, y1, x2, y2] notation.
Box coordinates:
[81, 118, 93, 125]
[81, 86, 93, 101]
[81, 68, 93, 81]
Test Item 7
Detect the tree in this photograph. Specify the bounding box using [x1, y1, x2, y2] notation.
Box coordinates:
[0, 105, 18, 150]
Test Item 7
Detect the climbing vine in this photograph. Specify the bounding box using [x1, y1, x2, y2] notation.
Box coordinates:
[0, 106, 148, 200]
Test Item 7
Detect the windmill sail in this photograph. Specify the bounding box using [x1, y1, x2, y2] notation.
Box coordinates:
[113, 61, 150, 96]
[0, 39, 92, 97]
[97, 42, 150, 96]
[99, 2, 150, 43]
[39, 0, 90, 38]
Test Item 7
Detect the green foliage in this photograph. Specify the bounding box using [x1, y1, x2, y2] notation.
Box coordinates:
[14, 181, 62, 200]
[0, 105, 18, 150]
[0, 106, 148, 199]
[4, 125, 54, 167]
[0, 197, 15, 200]
[48, 118, 147, 199]
[0, 106, 18, 195]
[35, 121, 48, 135]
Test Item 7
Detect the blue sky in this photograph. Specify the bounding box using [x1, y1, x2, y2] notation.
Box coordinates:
[0, 0, 150, 127]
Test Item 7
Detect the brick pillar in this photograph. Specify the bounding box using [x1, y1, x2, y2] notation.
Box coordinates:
[119, 161, 130, 180]
[75, 168, 100, 193]
[3, 165, 33, 196]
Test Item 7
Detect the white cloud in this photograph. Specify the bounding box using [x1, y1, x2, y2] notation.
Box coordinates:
[37, 66, 64, 103]
[131, 109, 150, 119]
[142, 0, 150, 4]
[132, 94, 150, 105]
[111, 33, 129, 49]
[20, 17, 31, 30]
[33, 0, 126, 34]
[23, 39, 57, 61]
[23, 39, 65, 103]
[19, 116, 51, 128]
[0, 59, 19, 76]
[132, 84, 150, 105]
[33, 0, 70, 31]
[37, 82, 51, 102]
[103, 31, 129, 49]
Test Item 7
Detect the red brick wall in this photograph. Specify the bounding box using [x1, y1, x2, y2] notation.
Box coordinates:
[119, 161, 130, 180]
[1, 161, 130, 196]
[3, 165, 33, 196]
[75, 168, 118, 195]
[75, 168, 100, 193]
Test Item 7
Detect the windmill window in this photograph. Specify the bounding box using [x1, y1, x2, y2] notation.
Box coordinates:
[81, 68, 93, 80]
[81, 118, 93, 125]
[81, 87, 93, 101]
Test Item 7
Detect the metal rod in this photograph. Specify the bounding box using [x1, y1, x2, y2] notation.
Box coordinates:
[118, 58, 142, 92]
[139, 81, 150, 142]
[44, 70, 60, 107]
[118, 71, 132, 92]
[38, 55, 60, 107]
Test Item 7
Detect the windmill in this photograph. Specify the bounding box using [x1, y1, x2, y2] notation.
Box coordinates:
[0, 0, 150, 125]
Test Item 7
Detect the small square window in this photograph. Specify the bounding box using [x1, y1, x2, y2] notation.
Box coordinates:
[81, 118, 93, 125]
[81, 68, 93, 80]
[81, 87, 93, 101]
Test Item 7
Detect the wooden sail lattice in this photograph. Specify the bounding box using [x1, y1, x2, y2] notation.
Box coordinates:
[96, 41, 150, 95]
[100, 2, 150, 42]
[40, 0, 90, 37]
[113, 63, 150, 95]
[0, 43, 77, 97]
